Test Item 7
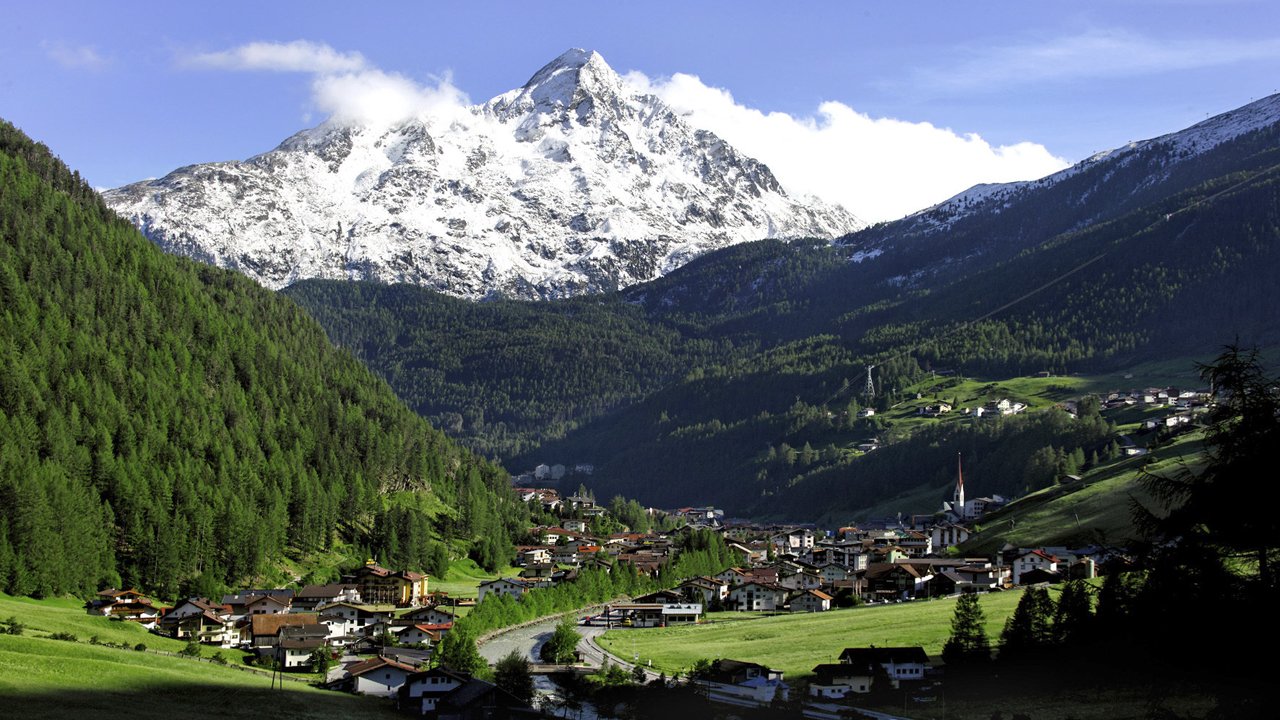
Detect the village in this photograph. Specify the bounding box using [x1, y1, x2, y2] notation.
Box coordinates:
[71, 383, 1211, 718]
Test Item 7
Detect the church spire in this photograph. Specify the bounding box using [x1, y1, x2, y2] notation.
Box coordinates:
[954, 452, 965, 510]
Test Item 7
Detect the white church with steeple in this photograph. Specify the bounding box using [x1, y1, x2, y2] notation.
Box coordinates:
[941, 453, 1006, 522]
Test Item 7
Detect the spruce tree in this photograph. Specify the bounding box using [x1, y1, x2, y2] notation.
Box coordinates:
[941, 592, 991, 666]
[999, 586, 1054, 659]
[1053, 580, 1093, 647]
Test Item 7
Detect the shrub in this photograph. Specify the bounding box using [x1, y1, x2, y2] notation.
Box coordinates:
[50, 631, 78, 642]
[134, 643, 147, 652]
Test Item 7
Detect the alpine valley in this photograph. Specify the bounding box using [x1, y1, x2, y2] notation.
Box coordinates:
[282, 89, 1280, 522]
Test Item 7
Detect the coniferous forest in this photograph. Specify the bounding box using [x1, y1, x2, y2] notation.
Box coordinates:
[0, 120, 523, 599]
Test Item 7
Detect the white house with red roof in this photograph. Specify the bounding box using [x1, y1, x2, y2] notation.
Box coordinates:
[1012, 549, 1059, 585]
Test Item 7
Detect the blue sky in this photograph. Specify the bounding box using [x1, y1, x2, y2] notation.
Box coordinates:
[4, 1, 1278, 220]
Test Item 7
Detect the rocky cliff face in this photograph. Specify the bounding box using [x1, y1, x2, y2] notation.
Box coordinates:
[104, 49, 862, 299]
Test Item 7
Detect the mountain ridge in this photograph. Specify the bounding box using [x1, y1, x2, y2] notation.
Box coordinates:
[103, 48, 861, 300]
[284, 91, 1280, 520]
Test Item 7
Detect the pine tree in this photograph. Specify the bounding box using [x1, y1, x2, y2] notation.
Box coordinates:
[1053, 580, 1093, 647]
[999, 586, 1054, 659]
[941, 593, 991, 666]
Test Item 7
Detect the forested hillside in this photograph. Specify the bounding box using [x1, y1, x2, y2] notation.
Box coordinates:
[286, 107, 1280, 520]
[0, 120, 524, 599]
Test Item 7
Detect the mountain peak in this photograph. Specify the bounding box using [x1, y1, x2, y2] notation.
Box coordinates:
[508, 48, 625, 113]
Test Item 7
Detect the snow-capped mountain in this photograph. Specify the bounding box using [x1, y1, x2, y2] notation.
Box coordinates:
[104, 49, 862, 299]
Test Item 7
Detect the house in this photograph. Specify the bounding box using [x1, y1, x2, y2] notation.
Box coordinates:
[808, 662, 876, 698]
[250, 613, 321, 649]
[158, 598, 234, 646]
[865, 563, 933, 601]
[930, 523, 971, 550]
[400, 606, 456, 626]
[318, 602, 396, 640]
[790, 589, 833, 613]
[515, 546, 552, 567]
[335, 655, 418, 697]
[610, 602, 703, 627]
[398, 667, 469, 715]
[396, 623, 452, 646]
[398, 668, 534, 717]
[778, 569, 824, 591]
[538, 527, 576, 545]
[919, 403, 952, 417]
[697, 659, 789, 708]
[563, 519, 588, 533]
[294, 584, 361, 611]
[716, 567, 752, 586]
[679, 576, 729, 605]
[633, 589, 685, 604]
[348, 562, 429, 607]
[726, 542, 761, 564]
[244, 593, 292, 616]
[728, 582, 789, 611]
[477, 578, 534, 602]
[815, 563, 850, 585]
[551, 545, 582, 565]
[278, 635, 328, 670]
[273, 624, 330, 669]
[772, 528, 816, 553]
[838, 647, 929, 688]
[897, 530, 933, 558]
[950, 560, 1006, 592]
[1012, 549, 1059, 585]
[86, 589, 161, 625]
[1019, 567, 1062, 585]
[221, 589, 294, 617]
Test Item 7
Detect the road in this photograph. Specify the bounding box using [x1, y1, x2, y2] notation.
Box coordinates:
[576, 625, 662, 684]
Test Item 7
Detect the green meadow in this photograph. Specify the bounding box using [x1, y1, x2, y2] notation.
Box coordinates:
[0, 594, 396, 718]
[597, 588, 1033, 679]
[962, 429, 1205, 553]
[429, 558, 521, 599]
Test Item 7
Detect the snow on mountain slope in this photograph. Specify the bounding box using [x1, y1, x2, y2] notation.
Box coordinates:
[104, 49, 862, 299]
[886, 92, 1280, 238]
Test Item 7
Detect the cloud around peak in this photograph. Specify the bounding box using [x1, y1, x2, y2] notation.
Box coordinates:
[623, 71, 1068, 223]
[183, 40, 471, 129]
[184, 41, 1069, 222]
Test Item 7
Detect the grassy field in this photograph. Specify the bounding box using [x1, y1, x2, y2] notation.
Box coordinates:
[0, 593, 248, 661]
[597, 588, 1035, 679]
[0, 595, 398, 719]
[961, 429, 1205, 553]
[0, 634, 399, 719]
[430, 558, 521, 599]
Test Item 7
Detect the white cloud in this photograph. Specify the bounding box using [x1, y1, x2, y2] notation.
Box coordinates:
[43, 41, 108, 70]
[186, 40, 367, 74]
[310, 68, 472, 128]
[624, 71, 1068, 223]
[916, 29, 1280, 92]
[185, 40, 471, 129]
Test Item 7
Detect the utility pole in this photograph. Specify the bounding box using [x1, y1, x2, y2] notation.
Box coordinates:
[862, 365, 876, 400]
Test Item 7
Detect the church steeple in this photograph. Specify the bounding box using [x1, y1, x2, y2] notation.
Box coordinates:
[953, 452, 965, 510]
